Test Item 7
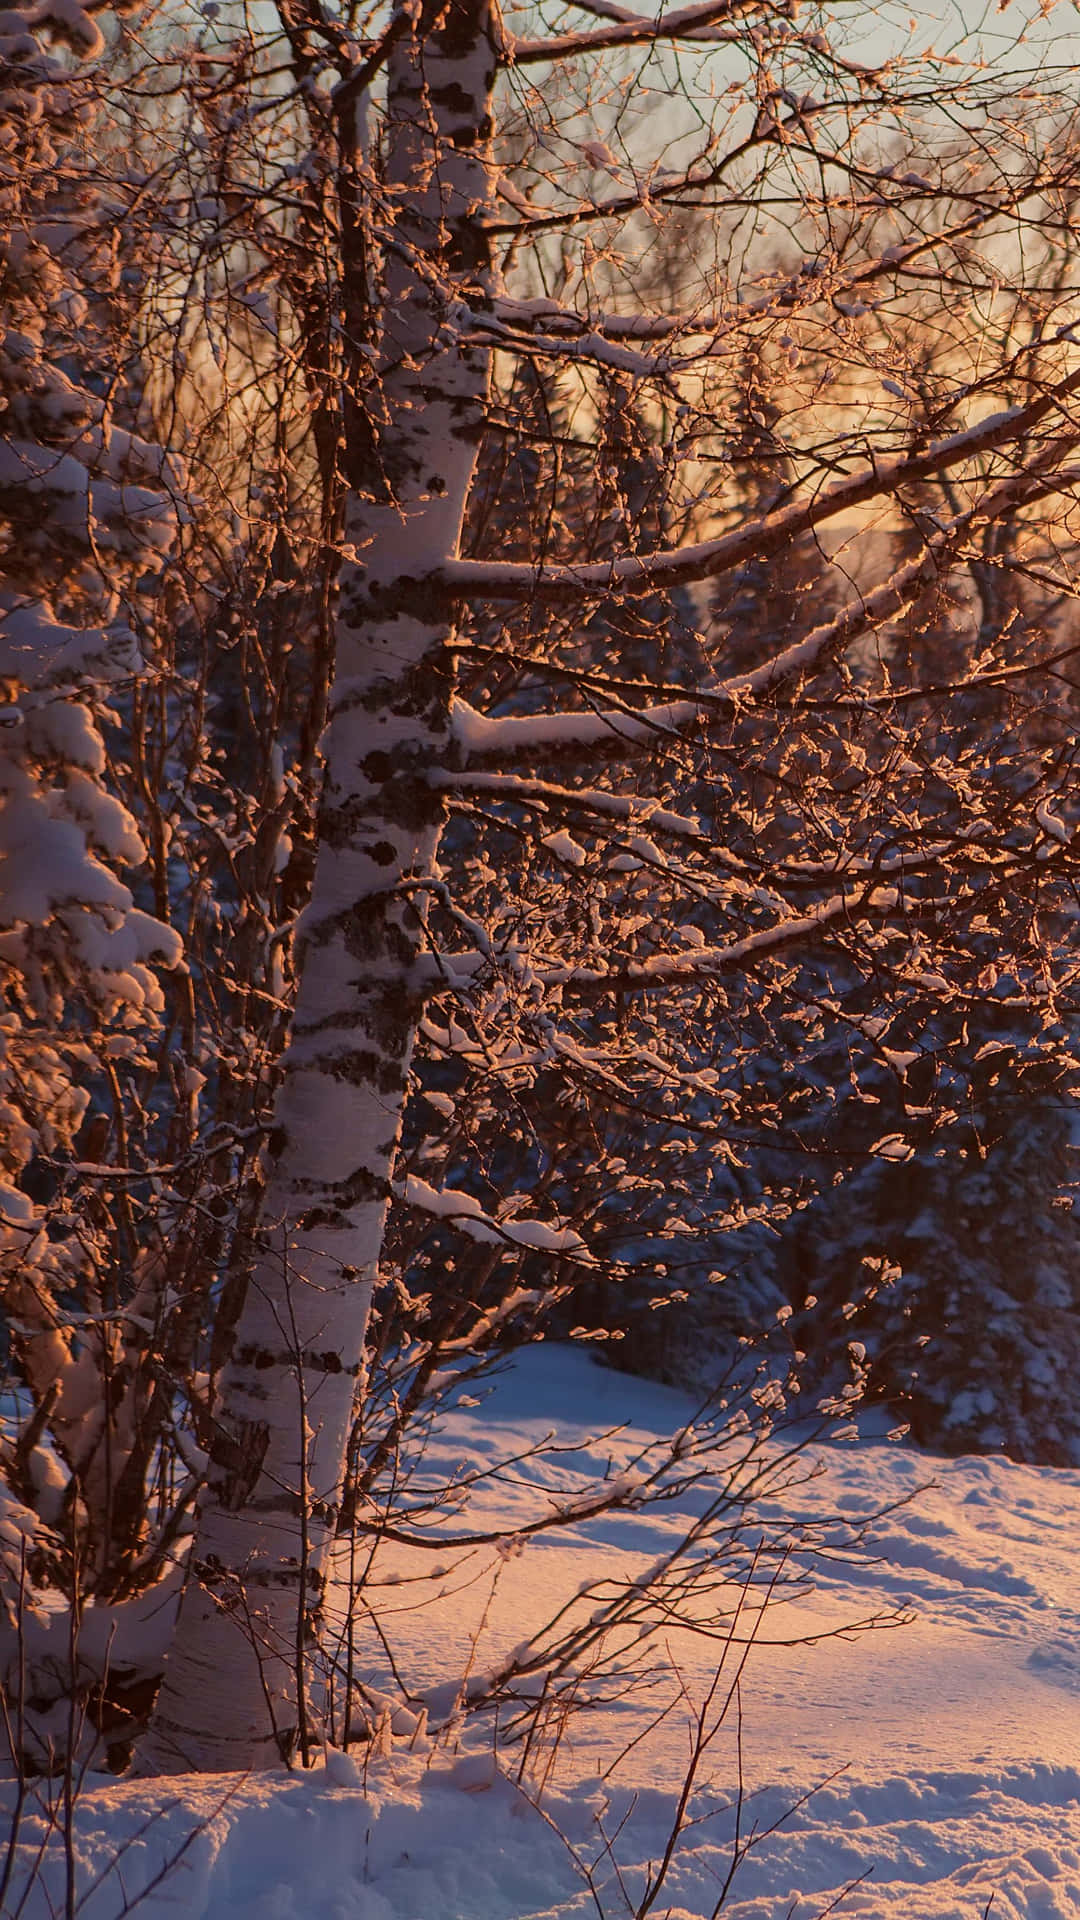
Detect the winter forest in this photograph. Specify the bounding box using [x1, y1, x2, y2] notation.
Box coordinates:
[7, 0, 1080, 1907]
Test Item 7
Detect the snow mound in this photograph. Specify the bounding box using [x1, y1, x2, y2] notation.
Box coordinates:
[5, 1346, 1080, 1919]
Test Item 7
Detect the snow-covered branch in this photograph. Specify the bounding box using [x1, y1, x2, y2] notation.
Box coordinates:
[399, 1175, 590, 1260]
[445, 449, 1080, 765]
[510, 0, 748, 62]
[440, 375, 1080, 606]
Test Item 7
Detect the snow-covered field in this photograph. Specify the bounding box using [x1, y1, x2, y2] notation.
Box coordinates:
[6, 1347, 1080, 1920]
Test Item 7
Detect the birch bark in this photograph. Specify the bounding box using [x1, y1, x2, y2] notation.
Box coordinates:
[140, 0, 501, 1773]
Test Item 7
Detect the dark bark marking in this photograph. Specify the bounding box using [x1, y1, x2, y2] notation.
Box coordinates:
[233, 1343, 363, 1376]
[361, 750, 394, 784]
[428, 81, 476, 113]
[212, 1418, 271, 1511]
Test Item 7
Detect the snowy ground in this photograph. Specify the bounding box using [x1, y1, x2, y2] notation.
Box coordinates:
[6, 1346, 1080, 1920]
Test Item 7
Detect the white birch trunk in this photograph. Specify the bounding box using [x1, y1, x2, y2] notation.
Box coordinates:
[140, 0, 500, 1772]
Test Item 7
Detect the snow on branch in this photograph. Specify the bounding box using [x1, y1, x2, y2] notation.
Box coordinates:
[416, 881, 905, 994]
[439, 372, 1080, 607]
[487, 294, 715, 343]
[510, 0, 746, 63]
[399, 1174, 590, 1259]
[446, 449, 1080, 766]
[461, 307, 681, 381]
[509, 0, 883, 73]
[429, 768, 731, 851]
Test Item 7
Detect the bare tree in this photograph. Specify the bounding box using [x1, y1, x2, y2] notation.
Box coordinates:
[139, 0, 1080, 1770]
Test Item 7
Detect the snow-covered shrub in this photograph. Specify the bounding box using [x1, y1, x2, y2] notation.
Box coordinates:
[0, 0, 187, 1648]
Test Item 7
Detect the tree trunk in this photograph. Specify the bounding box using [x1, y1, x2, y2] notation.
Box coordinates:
[140, 0, 500, 1773]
